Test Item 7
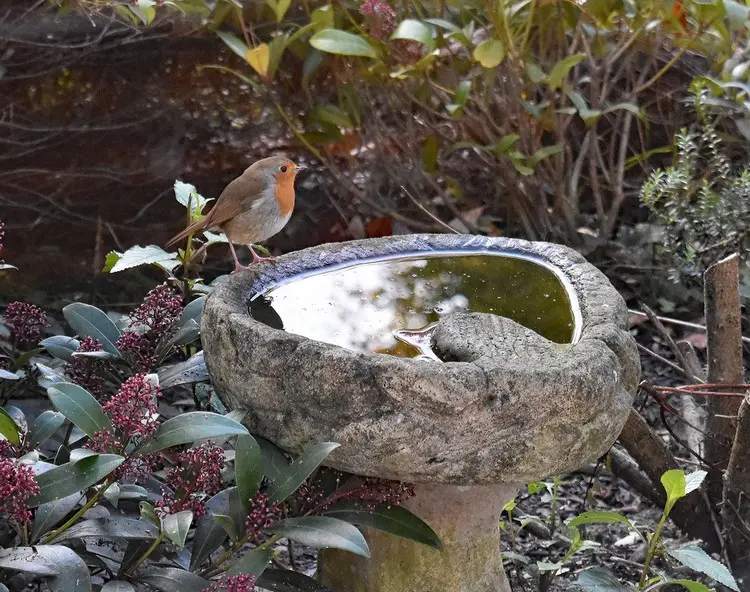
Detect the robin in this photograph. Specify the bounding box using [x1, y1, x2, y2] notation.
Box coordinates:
[165, 155, 305, 274]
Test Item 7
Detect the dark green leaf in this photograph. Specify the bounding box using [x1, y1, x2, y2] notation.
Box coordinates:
[140, 501, 161, 528]
[0, 368, 19, 380]
[140, 567, 210, 592]
[39, 336, 81, 362]
[30, 411, 66, 447]
[217, 31, 249, 60]
[179, 296, 206, 328]
[266, 442, 340, 502]
[575, 567, 633, 591]
[54, 516, 159, 542]
[391, 19, 434, 49]
[62, 302, 121, 356]
[162, 510, 193, 547]
[226, 547, 273, 576]
[0, 407, 21, 445]
[667, 581, 712, 592]
[495, 134, 520, 155]
[324, 502, 441, 549]
[529, 145, 563, 166]
[72, 350, 117, 360]
[213, 514, 238, 540]
[135, 411, 249, 455]
[667, 546, 739, 591]
[101, 581, 136, 592]
[310, 29, 378, 58]
[47, 382, 111, 438]
[0, 546, 91, 592]
[29, 454, 124, 506]
[235, 434, 262, 512]
[158, 352, 209, 389]
[190, 489, 233, 570]
[257, 436, 289, 484]
[31, 493, 83, 541]
[422, 136, 439, 174]
[269, 516, 370, 557]
[167, 319, 201, 348]
[256, 570, 335, 592]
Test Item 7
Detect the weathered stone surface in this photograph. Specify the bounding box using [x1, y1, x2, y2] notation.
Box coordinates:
[201, 234, 639, 485]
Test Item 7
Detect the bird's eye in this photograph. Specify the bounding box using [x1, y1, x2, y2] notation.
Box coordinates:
[279, 165, 288, 173]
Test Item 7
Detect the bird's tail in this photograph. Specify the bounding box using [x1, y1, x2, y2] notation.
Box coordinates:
[165, 217, 210, 249]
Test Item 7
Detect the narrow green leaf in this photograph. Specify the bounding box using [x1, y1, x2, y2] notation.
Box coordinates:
[179, 296, 206, 328]
[46, 382, 111, 439]
[162, 511, 193, 547]
[667, 546, 739, 591]
[266, 442, 340, 502]
[256, 570, 335, 592]
[217, 31, 250, 60]
[55, 516, 158, 542]
[39, 336, 81, 362]
[495, 134, 520, 155]
[548, 53, 585, 90]
[62, 302, 121, 356]
[139, 568, 210, 592]
[235, 434, 262, 511]
[324, 502, 441, 549]
[575, 567, 633, 591]
[529, 144, 563, 166]
[667, 580, 712, 592]
[310, 29, 378, 58]
[257, 436, 289, 484]
[135, 411, 249, 455]
[269, 516, 370, 557]
[422, 136, 439, 174]
[226, 547, 273, 576]
[567, 510, 636, 530]
[0, 546, 91, 592]
[0, 407, 21, 445]
[29, 454, 124, 507]
[473, 38, 505, 68]
[190, 490, 233, 570]
[31, 493, 83, 541]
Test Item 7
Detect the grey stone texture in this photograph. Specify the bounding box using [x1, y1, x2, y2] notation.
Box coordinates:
[201, 234, 640, 485]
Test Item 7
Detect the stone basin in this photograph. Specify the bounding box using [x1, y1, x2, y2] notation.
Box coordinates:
[201, 234, 640, 592]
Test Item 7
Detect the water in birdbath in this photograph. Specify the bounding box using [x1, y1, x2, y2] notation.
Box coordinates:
[248, 252, 577, 359]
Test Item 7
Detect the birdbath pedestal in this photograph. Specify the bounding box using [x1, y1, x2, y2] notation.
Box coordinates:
[200, 234, 640, 592]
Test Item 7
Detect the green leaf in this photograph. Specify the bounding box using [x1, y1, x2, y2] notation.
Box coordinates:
[0, 407, 21, 445]
[269, 516, 370, 557]
[422, 136, 439, 174]
[667, 580, 712, 592]
[162, 510, 193, 547]
[310, 29, 378, 58]
[667, 546, 739, 591]
[567, 510, 636, 530]
[235, 434, 262, 512]
[135, 411, 249, 455]
[40, 336, 81, 362]
[529, 144, 563, 166]
[47, 382, 111, 439]
[268, 0, 292, 22]
[256, 570, 335, 592]
[548, 53, 585, 90]
[29, 454, 124, 506]
[130, 4, 156, 25]
[525, 60, 547, 83]
[190, 490, 236, 570]
[661, 469, 687, 508]
[495, 134, 520, 155]
[575, 567, 633, 591]
[473, 38, 505, 68]
[226, 547, 273, 576]
[174, 180, 211, 215]
[110, 245, 180, 274]
[257, 436, 289, 484]
[30, 410, 66, 447]
[217, 31, 250, 60]
[312, 5, 334, 30]
[139, 568, 210, 592]
[391, 19, 434, 49]
[31, 493, 83, 541]
[157, 352, 209, 389]
[62, 302, 121, 356]
[55, 516, 159, 542]
[140, 501, 161, 528]
[324, 502, 441, 549]
[0, 368, 20, 380]
[0, 546, 91, 592]
[266, 442, 340, 502]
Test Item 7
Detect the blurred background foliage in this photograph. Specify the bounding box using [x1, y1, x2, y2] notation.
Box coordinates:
[2, 0, 750, 310]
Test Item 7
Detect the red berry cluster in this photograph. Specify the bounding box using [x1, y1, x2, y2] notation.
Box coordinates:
[3, 301, 49, 345]
[129, 283, 183, 340]
[115, 331, 156, 373]
[156, 443, 226, 518]
[66, 336, 106, 399]
[204, 574, 256, 592]
[0, 457, 40, 525]
[245, 491, 283, 540]
[360, 0, 396, 39]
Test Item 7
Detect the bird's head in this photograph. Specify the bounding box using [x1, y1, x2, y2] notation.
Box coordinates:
[248, 155, 306, 187]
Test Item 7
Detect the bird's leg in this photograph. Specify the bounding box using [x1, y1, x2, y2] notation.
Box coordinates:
[227, 241, 252, 274]
[248, 244, 275, 264]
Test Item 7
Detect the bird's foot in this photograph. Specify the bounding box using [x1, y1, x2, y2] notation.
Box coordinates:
[248, 245, 275, 265]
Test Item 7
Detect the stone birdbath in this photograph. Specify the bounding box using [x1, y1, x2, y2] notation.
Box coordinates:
[201, 234, 640, 592]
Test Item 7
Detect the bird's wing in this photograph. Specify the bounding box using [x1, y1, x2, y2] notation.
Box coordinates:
[203, 173, 267, 228]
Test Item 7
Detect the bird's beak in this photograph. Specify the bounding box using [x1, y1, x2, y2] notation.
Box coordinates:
[296, 164, 309, 173]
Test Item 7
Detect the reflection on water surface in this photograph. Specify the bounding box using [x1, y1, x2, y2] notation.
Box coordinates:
[248, 253, 576, 358]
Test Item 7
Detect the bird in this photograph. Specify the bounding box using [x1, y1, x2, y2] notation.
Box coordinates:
[165, 155, 305, 274]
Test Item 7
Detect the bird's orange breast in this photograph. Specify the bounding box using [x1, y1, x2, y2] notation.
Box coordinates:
[273, 176, 296, 217]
